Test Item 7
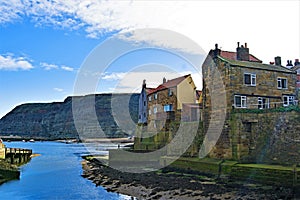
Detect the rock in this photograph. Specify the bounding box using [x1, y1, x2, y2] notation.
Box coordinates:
[0, 94, 139, 139]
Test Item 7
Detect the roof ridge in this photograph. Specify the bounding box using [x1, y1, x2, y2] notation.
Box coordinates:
[219, 56, 294, 73]
[148, 74, 190, 95]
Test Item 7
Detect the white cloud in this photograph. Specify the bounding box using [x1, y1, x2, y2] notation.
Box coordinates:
[41, 63, 75, 71]
[53, 87, 64, 92]
[0, 0, 24, 24]
[101, 72, 126, 81]
[0, 54, 33, 70]
[0, 1, 299, 62]
[61, 65, 74, 72]
[40, 62, 59, 70]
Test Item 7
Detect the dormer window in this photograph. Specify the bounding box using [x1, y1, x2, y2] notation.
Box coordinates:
[277, 78, 287, 89]
[244, 73, 256, 86]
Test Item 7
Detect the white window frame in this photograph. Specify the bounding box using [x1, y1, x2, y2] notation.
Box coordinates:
[277, 78, 288, 89]
[234, 95, 247, 108]
[148, 96, 152, 102]
[154, 93, 158, 100]
[283, 95, 294, 106]
[258, 97, 269, 109]
[153, 106, 158, 113]
[244, 73, 256, 86]
[149, 109, 152, 115]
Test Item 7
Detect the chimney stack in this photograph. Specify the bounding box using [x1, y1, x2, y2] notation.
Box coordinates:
[163, 77, 166, 84]
[142, 79, 146, 88]
[236, 42, 249, 61]
[211, 43, 221, 58]
[295, 59, 300, 66]
[274, 56, 281, 66]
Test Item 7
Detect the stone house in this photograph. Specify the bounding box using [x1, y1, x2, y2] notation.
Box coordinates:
[202, 43, 298, 160]
[203, 43, 297, 111]
[290, 59, 300, 99]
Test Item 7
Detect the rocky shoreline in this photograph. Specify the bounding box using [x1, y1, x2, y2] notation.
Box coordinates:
[0, 160, 20, 185]
[82, 158, 297, 200]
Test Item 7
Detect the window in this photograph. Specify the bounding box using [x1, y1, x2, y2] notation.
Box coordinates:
[163, 104, 173, 112]
[149, 110, 152, 115]
[143, 113, 146, 117]
[234, 95, 247, 108]
[244, 73, 256, 86]
[153, 106, 158, 113]
[143, 101, 146, 106]
[154, 93, 158, 100]
[168, 89, 173, 96]
[258, 97, 269, 109]
[148, 96, 152, 101]
[277, 78, 287, 89]
[283, 95, 294, 106]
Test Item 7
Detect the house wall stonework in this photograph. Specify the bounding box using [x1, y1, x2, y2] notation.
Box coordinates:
[147, 87, 178, 132]
[202, 46, 298, 162]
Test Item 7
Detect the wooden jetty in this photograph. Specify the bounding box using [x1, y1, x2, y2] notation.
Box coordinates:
[0, 139, 32, 165]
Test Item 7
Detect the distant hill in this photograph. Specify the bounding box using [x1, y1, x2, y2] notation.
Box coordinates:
[0, 93, 139, 140]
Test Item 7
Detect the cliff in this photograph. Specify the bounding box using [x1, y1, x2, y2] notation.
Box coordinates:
[0, 93, 139, 140]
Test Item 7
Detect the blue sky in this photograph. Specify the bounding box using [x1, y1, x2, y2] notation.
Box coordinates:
[0, 1, 299, 117]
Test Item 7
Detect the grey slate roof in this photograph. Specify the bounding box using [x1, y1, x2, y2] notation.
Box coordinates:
[218, 56, 295, 74]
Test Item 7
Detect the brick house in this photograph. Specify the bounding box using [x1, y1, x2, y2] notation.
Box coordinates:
[202, 43, 297, 160]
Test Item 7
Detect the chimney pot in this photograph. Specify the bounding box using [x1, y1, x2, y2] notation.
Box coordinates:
[270, 62, 274, 65]
[237, 42, 240, 47]
[245, 43, 247, 48]
[215, 43, 218, 49]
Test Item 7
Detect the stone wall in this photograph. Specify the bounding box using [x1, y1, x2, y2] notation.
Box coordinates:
[134, 121, 203, 157]
[208, 110, 300, 165]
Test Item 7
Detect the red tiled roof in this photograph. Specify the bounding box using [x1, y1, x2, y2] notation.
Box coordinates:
[145, 87, 155, 94]
[220, 51, 262, 63]
[148, 74, 190, 95]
